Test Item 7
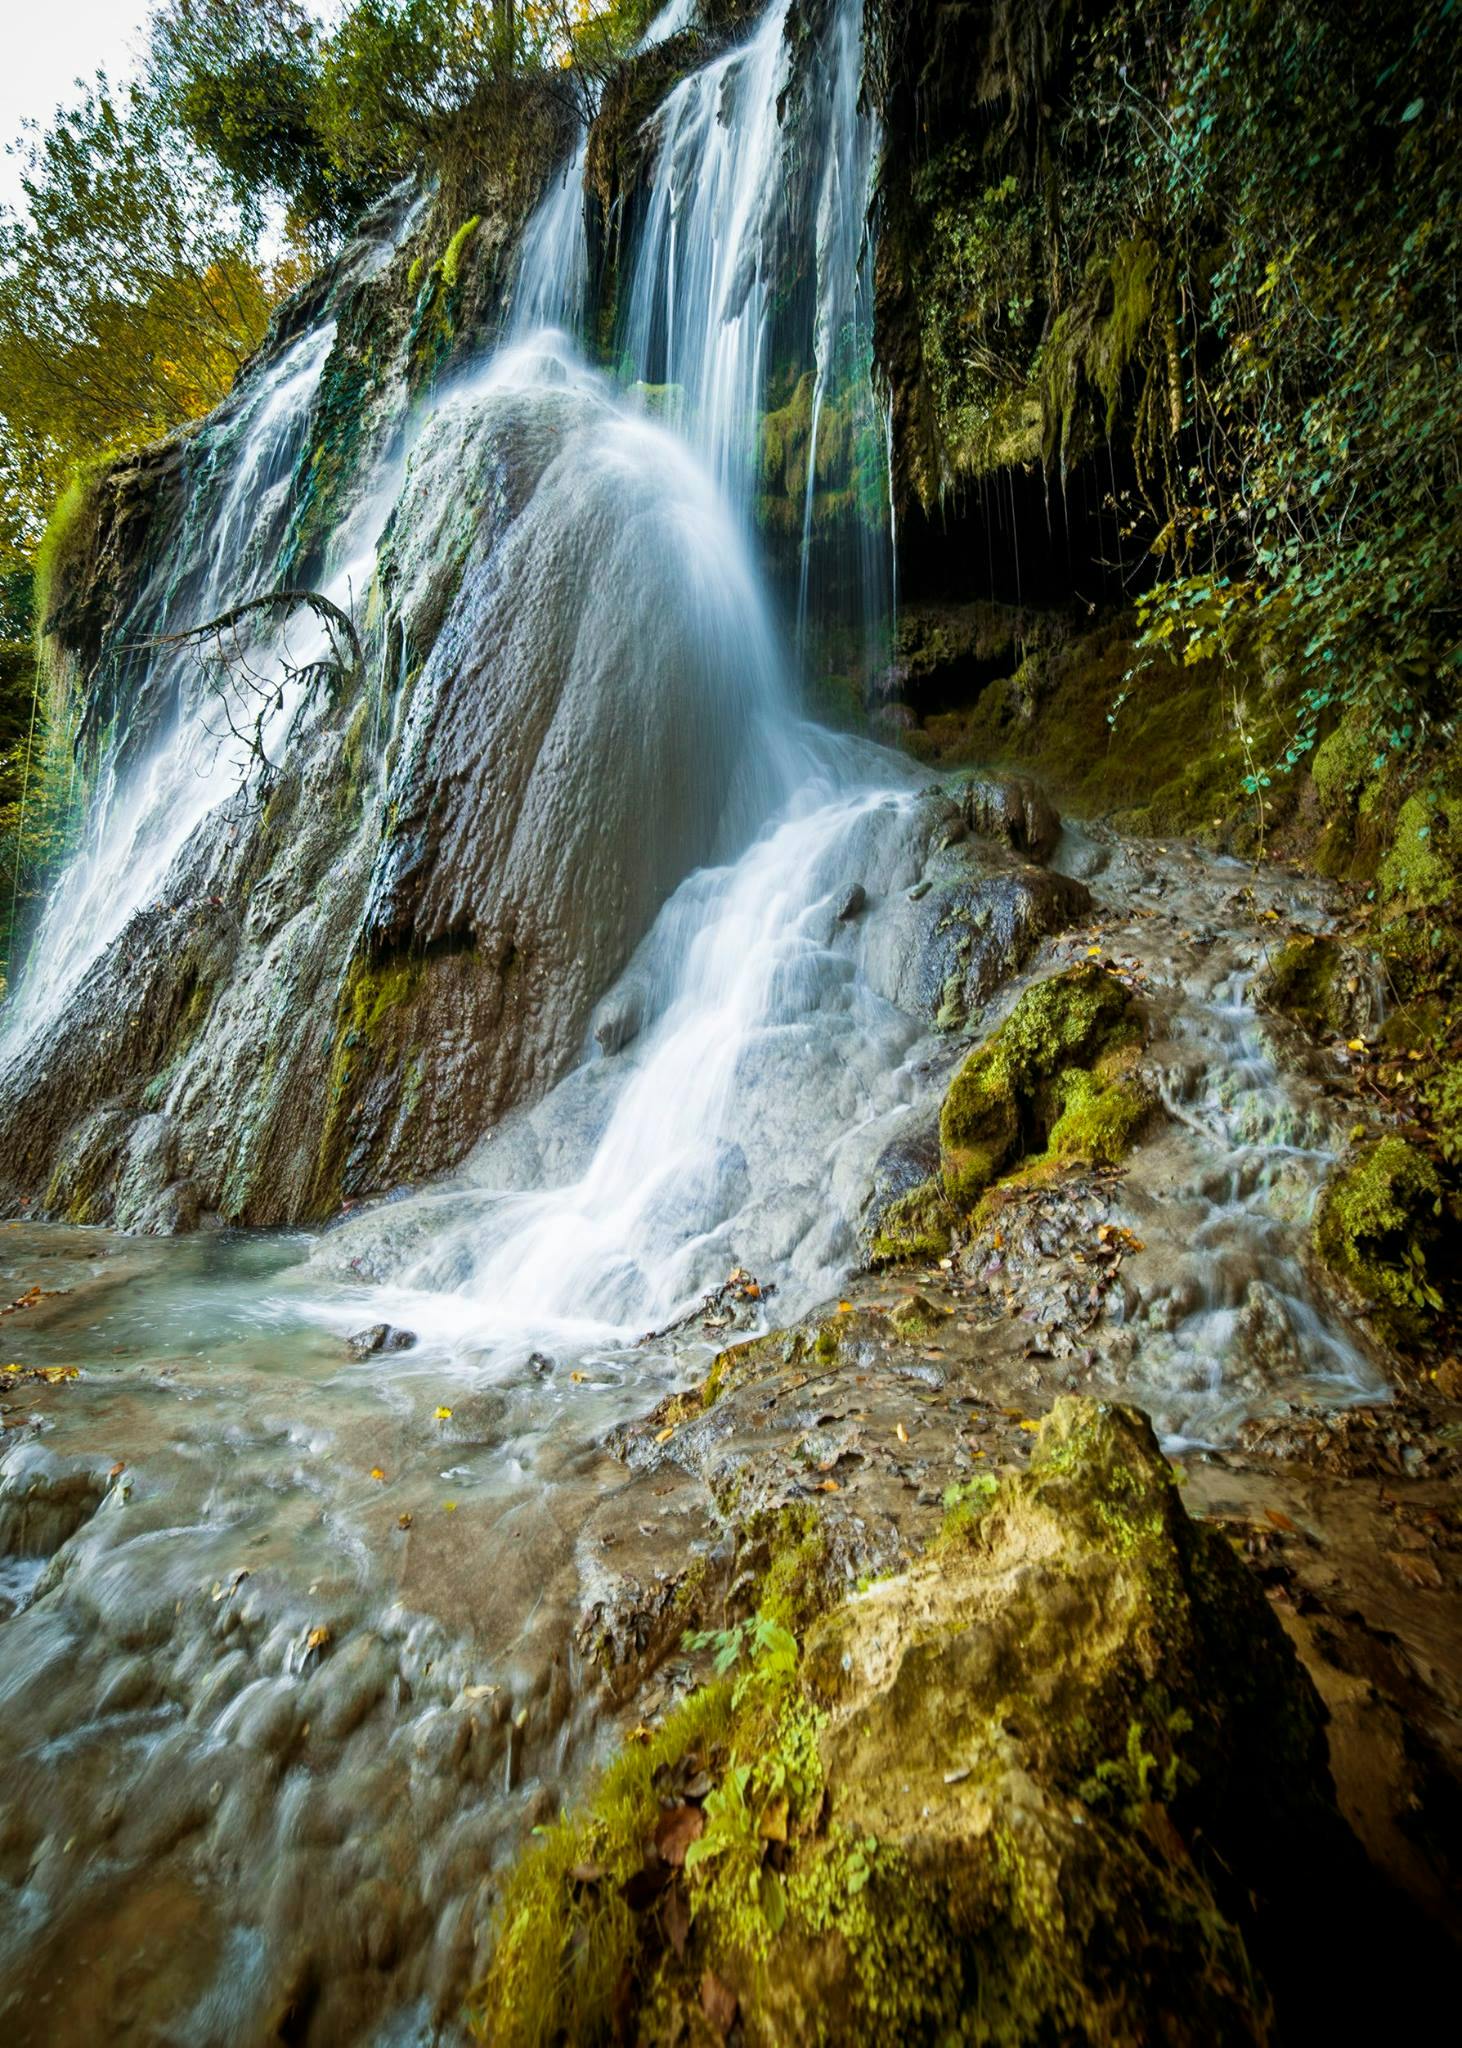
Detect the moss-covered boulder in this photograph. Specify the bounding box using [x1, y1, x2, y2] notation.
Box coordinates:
[870, 964, 1150, 1265]
[940, 964, 1146, 1203]
[1313, 1136, 1449, 1319]
[471, 1399, 1353, 2045]
[1258, 933, 1381, 1043]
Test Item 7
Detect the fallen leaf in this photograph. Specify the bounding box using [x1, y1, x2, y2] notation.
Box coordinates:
[305, 1624, 331, 1652]
[837, 1300, 853, 1313]
[1347, 1038, 1367, 1053]
[625, 1724, 655, 1745]
[816, 1477, 840, 1492]
[108, 1460, 126, 1479]
[369, 1465, 386, 1482]
[663, 1880, 691, 1958]
[1018, 1419, 1041, 1433]
[397, 1511, 413, 1530]
[895, 1422, 909, 1445]
[443, 1499, 458, 1513]
[653, 1804, 706, 1866]
[654, 1425, 676, 1444]
[701, 1969, 738, 2038]
[570, 1370, 588, 1383]
[1263, 1508, 1299, 1534]
[434, 1405, 453, 1420]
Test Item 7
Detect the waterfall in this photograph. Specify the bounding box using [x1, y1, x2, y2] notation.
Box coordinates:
[321, 0, 916, 1347]
[0, 0, 900, 1302]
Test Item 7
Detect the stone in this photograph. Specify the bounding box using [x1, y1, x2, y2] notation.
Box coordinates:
[347, 1324, 417, 1358]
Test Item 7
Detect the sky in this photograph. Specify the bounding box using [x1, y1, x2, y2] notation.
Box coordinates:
[1, 3, 156, 209]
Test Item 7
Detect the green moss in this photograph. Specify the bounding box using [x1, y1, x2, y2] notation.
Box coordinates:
[475, 1396, 1345, 2044]
[467, 1680, 737, 2047]
[1261, 936, 1350, 1039]
[312, 949, 426, 1208]
[438, 213, 481, 289]
[752, 1502, 830, 1636]
[939, 963, 1142, 1207]
[1378, 791, 1459, 909]
[917, 615, 1292, 851]
[1313, 1136, 1448, 1317]
[868, 1176, 954, 1265]
[1043, 1062, 1150, 1164]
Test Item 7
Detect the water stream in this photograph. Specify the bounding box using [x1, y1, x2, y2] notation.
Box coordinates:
[0, 4, 1388, 2039]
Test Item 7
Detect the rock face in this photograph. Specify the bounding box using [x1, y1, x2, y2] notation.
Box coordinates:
[472, 1398, 1365, 2046]
[0, 344, 792, 1232]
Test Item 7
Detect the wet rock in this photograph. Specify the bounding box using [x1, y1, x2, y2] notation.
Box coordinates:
[958, 771, 1062, 863]
[347, 1323, 417, 1358]
[1258, 934, 1383, 1042]
[477, 1399, 1363, 2047]
[870, 700, 918, 737]
[1313, 1137, 1449, 1324]
[835, 882, 866, 921]
[592, 985, 643, 1055]
[861, 849, 1091, 1031]
[1235, 1280, 1304, 1378]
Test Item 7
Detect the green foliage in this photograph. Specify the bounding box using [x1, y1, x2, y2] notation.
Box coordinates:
[1088, 0, 1459, 771]
[895, 0, 1459, 774]
[0, 76, 291, 566]
[1078, 1701, 1196, 1823]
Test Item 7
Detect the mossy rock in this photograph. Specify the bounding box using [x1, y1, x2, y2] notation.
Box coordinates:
[939, 963, 1146, 1207]
[1258, 934, 1380, 1043]
[1313, 1136, 1448, 1319]
[471, 1399, 1350, 2046]
[868, 1175, 955, 1264]
[1378, 791, 1460, 910]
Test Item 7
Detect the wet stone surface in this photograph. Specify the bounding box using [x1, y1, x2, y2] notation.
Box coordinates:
[0, 821, 1458, 2038]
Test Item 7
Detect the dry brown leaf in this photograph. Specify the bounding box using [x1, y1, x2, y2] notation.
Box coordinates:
[700, 1970, 738, 2038]
[652, 1804, 706, 1867]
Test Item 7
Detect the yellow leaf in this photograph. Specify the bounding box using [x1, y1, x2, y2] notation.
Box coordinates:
[1087, 946, 1102, 957]
[443, 1499, 458, 1513]
[1347, 1039, 1366, 1053]
[306, 1625, 331, 1652]
[369, 1465, 386, 1481]
[397, 1512, 413, 1530]
[837, 1300, 853, 1313]
[434, 1405, 453, 1420]
[759, 1794, 789, 1843]
[1018, 1419, 1041, 1433]
[896, 1422, 909, 1445]
[655, 1424, 676, 1443]
[570, 1369, 588, 1383]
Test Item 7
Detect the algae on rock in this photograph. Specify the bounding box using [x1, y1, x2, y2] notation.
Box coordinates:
[1313, 1136, 1449, 1322]
[471, 1397, 1352, 2046]
[873, 962, 1151, 1264]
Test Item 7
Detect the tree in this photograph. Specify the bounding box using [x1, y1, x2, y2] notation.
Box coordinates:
[147, 1, 370, 244]
[0, 75, 295, 558]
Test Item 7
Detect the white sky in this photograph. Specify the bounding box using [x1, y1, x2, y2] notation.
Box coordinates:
[1, 3, 156, 209]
